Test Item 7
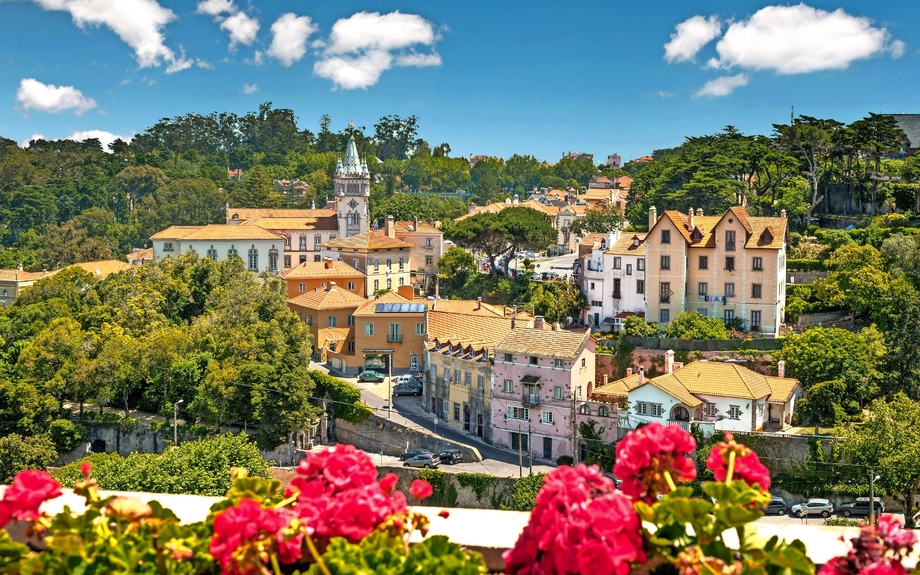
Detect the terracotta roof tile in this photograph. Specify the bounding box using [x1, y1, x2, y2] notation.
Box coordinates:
[288, 286, 367, 310]
[282, 260, 364, 279]
[0, 269, 53, 282]
[151, 225, 283, 241]
[241, 216, 338, 231]
[496, 328, 590, 359]
[395, 221, 440, 233]
[657, 210, 787, 250]
[605, 233, 647, 256]
[352, 290, 416, 316]
[427, 311, 515, 350]
[69, 260, 133, 278]
[765, 376, 801, 403]
[321, 231, 413, 250]
[650, 373, 705, 407]
[229, 208, 337, 219]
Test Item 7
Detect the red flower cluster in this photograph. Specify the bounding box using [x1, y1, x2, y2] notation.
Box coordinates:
[705, 432, 771, 492]
[210, 498, 302, 575]
[504, 464, 645, 575]
[285, 444, 408, 543]
[818, 515, 917, 575]
[409, 479, 434, 501]
[0, 470, 63, 527]
[614, 423, 697, 504]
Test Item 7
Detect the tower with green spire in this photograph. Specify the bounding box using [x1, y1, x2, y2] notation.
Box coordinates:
[334, 135, 371, 238]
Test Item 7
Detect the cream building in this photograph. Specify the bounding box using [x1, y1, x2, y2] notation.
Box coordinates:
[150, 225, 286, 275]
[582, 230, 648, 330]
[320, 228, 414, 298]
[226, 207, 338, 269]
[645, 206, 788, 336]
[0, 266, 54, 308]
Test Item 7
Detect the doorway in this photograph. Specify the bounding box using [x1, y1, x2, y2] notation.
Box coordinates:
[477, 413, 483, 437]
[463, 404, 471, 431]
[543, 437, 552, 459]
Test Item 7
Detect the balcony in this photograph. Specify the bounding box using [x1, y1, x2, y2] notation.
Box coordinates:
[659, 295, 670, 304]
[612, 291, 622, 299]
[522, 393, 541, 407]
[387, 335, 402, 343]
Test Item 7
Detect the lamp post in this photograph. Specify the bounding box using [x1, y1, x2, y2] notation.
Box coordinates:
[173, 399, 184, 446]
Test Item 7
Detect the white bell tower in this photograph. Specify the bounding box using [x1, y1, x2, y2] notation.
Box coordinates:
[334, 134, 371, 238]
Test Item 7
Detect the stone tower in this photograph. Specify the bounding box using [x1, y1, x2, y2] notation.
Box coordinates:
[334, 135, 371, 238]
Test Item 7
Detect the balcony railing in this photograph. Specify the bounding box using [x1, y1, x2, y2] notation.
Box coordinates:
[522, 393, 540, 407]
[660, 295, 670, 303]
[612, 291, 621, 299]
[387, 335, 402, 343]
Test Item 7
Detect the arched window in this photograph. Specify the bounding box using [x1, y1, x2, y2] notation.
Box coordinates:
[269, 248, 279, 271]
[386, 278, 392, 290]
[206, 245, 218, 261]
[579, 404, 590, 415]
[598, 406, 609, 417]
[228, 245, 239, 259]
[248, 246, 259, 271]
[299, 235, 307, 251]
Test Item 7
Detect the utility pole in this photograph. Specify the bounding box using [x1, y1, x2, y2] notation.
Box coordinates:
[518, 422, 523, 477]
[528, 424, 533, 474]
[173, 399, 184, 446]
[387, 352, 393, 419]
[869, 469, 876, 526]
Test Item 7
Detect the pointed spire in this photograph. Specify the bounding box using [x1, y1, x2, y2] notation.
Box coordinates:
[311, 199, 316, 209]
[343, 135, 360, 175]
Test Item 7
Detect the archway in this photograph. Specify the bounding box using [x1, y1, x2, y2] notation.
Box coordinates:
[670, 405, 691, 422]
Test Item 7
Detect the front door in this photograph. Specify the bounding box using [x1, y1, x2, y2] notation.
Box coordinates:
[431, 397, 437, 414]
[543, 437, 552, 459]
[477, 413, 483, 437]
[463, 404, 471, 431]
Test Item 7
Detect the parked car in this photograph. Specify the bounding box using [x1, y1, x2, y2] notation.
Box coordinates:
[357, 370, 385, 383]
[398, 449, 428, 461]
[763, 497, 788, 516]
[791, 498, 834, 518]
[839, 497, 884, 517]
[403, 453, 439, 468]
[393, 384, 421, 397]
[438, 449, 463, 465]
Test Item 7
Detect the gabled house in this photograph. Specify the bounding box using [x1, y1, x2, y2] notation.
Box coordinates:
[592, 353, 802, 434]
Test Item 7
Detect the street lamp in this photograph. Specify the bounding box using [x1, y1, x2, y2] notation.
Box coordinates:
[173, 399, 184, 446]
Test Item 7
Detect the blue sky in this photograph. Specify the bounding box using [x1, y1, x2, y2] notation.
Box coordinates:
[1, 0, 918, 163]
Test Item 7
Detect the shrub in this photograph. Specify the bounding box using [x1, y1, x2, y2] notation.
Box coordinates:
[622, 315, 658, 337]
[311, 370, 373, 424]
[786, 259, 825, 271]
[47, 419, 87, 453]
[556, 455, 574, 466]
[0, 433, 57, 483]
[501, 472, 547, 511]
[663, 312, 729, 340]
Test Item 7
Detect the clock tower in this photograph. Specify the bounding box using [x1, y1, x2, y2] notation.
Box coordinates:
[334, 134, 371, 238]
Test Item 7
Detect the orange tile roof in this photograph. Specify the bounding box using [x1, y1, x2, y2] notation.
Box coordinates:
[580, 232, 607, 248]
[606, 233, 647, 256]
[69, 260, 133, 278]
[151, 225, 283, 241]
[241, 216, 338, 231]
[128, 247, 154, 262]
[427, 299, 510, 317]
[765, 376, 801, 403]
[321, 231, 414, 251]
[0, 269, 54, 282]
[496, 327, 590, 359]
[282, 260, 364, 279]
[229, 208, 336, 220]
[455, 200, 560, 222]
[427, 311, 515, 350]
[584, 189, 613, 200]
[656, 209, 787, 250]
[395, 221, 440, 234]
[288, 286, 367, 310]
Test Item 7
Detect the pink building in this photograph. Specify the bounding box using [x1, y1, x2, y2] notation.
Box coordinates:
[492, 321, 595, 462]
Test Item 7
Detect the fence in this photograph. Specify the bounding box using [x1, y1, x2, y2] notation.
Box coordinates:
[622, 336, 781, 351]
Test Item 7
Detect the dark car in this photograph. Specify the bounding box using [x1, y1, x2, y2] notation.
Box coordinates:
[438, 449, 463, 465]
[393, 384, 421, 397]
[763, 497, 788, 516]
[357, 370, 385, 383]
[403, 453, 439, 468]
[398, 449, 427, 461]
[840, 497, 884, 517]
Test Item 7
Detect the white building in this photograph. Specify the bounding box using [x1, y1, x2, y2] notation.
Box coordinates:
[334, 135, 371, 238]
[150, 225, 286, 275]
[582, 230, 647, 331]
[606, 154, 622, 169]
[593, 354, 802, 433]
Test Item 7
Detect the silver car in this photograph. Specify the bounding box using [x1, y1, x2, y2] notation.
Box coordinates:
[791, 498, 833, 518]
[402, 453, 439, 469]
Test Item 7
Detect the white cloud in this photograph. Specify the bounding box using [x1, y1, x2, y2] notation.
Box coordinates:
[313, 11, 442, 89]
[196, 58, 214, 69]
[69, 130, 133, 151]
[29, 0, 188, 71]
[242, 83, 258, 93]
[657, 90, 676, 98]
[664, 15, 721, 63]
[19, 134, 44, 148]
[709, 4, 903, 74]
[195, 0, 234, 17]
[16, 78, 97, 115]
[220, 10, 260, 49]
[267, 13, 317, 66]
[694, 73, 749, 97]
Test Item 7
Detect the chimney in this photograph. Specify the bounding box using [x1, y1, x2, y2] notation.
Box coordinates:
[777, 360, 785, 378]
[649, 206, 658, 230]
[626, 367, 633, 377]
[688, 207, 695, 231]
[696, 208, 703, 217]
[17, 263, 23, 271]
[397, 284, 415, 300]
[414, 215, 419, 232]
[665, 350, 675, 374]
[435, 277, 440, 300]
[324, 259, 333, 269]
[385, 215, 395, 239]
[780, 209, 787, 219]
[673, 362, 684, 371]
[326, 281, 336, 291]
[638, 366, 645, 384]
[603, 374, 608, 386]
[534, 316, 545, 330]
[511, 305, 518, 329]
[477, 296, 482, 310]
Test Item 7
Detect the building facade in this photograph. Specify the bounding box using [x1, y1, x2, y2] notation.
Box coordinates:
[226, 207, 339, 269]
[644, 206, 788, 336]
[287, 285, 366, 368]
[393, 218, 443, 288]
[0, 266, 54, 308]
[320, 228, 414, 298]
[150, 225, 286, 275]
[282, 259, 365, 299]
[582, 230, 648, 330]
[352, 288, 426, 375]
[334, 136, 371, 238]
[492, 324, 595, 461]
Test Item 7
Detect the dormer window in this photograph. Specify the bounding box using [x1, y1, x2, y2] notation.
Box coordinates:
[691, 228, 703, 242]
[760, 228, 773, 244]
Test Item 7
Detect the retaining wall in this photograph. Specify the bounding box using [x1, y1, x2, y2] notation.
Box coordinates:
[334, 413, 483, 463]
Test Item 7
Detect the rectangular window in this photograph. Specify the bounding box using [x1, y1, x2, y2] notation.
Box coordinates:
[509, 406, 530, 421]
[728, 405, 741, 419]
[163, 242, 174, 251]
[530, 356, 539, 365]
[347, 315, 355, 326]
[454, 370, 461, 384]
[416, 322, 424, 335]
[725, 230, 736, 251]
[464, 372, 471, 386]
[699, 255, 708, 270]
[541, 411, 554, 425]
[626, 263, 632, 275]
[590, 282, 595, 290]
[410, 355, 418, 370]
[753, 257, 763, 271]
[651, 404, 663, 417]
[752, 284, 762, 299]
[660, 255, 670, 270]
[504, 353, 513, 362]
[373, 279, 379, 292]
[444, 366, 451, 381]
[660, 309, 670, 323]
[725, 282, 735, 297]
[705, 403, 717, 417]
[660, 281, 670, 303]
[613, 257, 622, 269]
[348, 281, 355, 290]
[425, 238, 433, 247]
[425, 256, 433, 265]
[637, 259, 645, 271]
[328, 316, 337, 327]
[725, 256, 735, 271]
[386, 258, 392, 271]
[554, 386, 564, 399]
[503, 379, 513, 393]
[388, 323, 401, 343]
[347, 341, 355, 352]
[477, 375, 485, 389]
[298, 283, 306, 292]
[453, 402, 460, 421]
[751, 310, 762, 330]
[576, 386, 582, 399]
[399, 257, 404, 271]
[364, 322, 374, 336]
[698, 308, 708, 316]
[637, 279, 645, 293]
[724, 309, 735, 325]
[661, 229, 671, 244]
[306, 315, 313, 325]
[314, 234, 322, 248]
[698, 282, 708, 296]
[636, 402, 648, 415]
[554, 359, 563, 368]
[373, 260, 379, 272]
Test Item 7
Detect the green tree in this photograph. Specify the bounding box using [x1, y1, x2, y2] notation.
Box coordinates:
[236, 164, 281, 207]
[374, 115, 419, 161]
[569, 203, 626, 236]
[622, 315, 659, 337]
[662, 312, 729, 340]
[850, 113, 906, 214]
[774, 116, 841, 225]
[780, 326, 884, 401]
[445, 207, 556, 277]
[0, 433, 57, 483]
[16, 317, 91, 408]
[837, 393, 920, 527]
[116, 165, 169, 206]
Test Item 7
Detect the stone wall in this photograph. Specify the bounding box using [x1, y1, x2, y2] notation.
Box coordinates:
[796, 310, 851, 327]
[334, 413, 483, 462]
[786, 270, 829, 284]
[377, 465, 517, 510]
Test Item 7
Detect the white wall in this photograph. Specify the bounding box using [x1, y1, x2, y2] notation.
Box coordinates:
[152, 238, 285, 274]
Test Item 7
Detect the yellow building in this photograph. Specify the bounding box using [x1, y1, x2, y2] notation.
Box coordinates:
[0, 266, 55, 308]
[320, 230, 414, 298]
[352, 287, 426, 375]
[281, 259, 365, 299]
[287, 284, 367, 370]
